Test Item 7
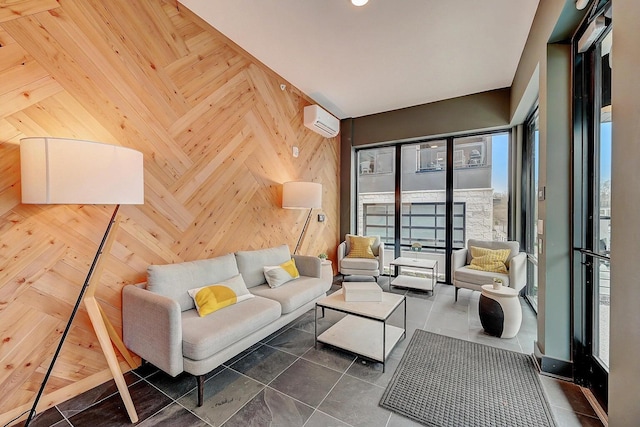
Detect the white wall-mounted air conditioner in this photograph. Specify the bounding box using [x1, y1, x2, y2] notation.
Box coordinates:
[304, 105, 340, 138]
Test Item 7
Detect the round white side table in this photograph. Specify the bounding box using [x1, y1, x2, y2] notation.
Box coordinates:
[479, 284, 522, 338]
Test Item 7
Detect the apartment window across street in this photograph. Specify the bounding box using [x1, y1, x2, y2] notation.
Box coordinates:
[417, 139, 486, 172]
[359, 148, 394, 175]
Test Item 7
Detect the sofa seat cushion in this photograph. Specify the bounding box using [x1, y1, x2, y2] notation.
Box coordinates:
[250, 276, 326, 314]
[454, 266, 510, 287]
[340, 257, 379, 271]
[181, 296, 281, 361]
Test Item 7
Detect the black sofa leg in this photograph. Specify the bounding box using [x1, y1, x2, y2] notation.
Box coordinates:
[196, 375, 205, 407]
[455, 287, 459, 302]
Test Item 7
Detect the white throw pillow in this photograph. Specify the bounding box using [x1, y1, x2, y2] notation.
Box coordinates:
[217, 273, 251, 296]
[263, 258, 300, 288]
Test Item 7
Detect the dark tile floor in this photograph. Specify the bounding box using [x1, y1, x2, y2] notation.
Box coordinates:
[21, 278, 604, 427]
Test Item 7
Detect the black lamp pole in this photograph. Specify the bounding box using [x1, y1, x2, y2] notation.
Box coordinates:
[24, 205, 120, 426]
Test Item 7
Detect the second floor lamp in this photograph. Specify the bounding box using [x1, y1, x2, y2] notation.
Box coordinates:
[282, 181, 322, 254]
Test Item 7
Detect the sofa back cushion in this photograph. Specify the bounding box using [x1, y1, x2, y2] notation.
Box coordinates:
[147, 253, 240, 311]
[235, 244, 291, 288]
[466, 239, 519, 265]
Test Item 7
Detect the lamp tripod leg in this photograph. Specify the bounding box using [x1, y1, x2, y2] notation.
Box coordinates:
[84, 297, 138, 423]
[83, 208, 138, 423]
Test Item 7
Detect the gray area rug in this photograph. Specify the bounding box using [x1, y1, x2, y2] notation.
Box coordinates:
[380, 330, 556, 427]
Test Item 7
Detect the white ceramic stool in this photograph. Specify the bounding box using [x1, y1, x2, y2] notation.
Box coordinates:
[479, 284, 522, 338]
[321, 260, 333, 287]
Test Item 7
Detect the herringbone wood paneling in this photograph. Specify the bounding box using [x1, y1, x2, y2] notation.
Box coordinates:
[0, 0, 340, 423]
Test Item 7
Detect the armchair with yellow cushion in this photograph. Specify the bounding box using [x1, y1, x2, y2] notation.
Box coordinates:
[451, 239, 526, 301]
[337, 234, 385, 279]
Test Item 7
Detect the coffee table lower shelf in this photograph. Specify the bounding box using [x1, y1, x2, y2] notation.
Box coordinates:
[317, 315, 405, 363]
[390, 275, 434, 292]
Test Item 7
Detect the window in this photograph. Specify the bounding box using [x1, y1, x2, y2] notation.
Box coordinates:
[362, 203, 394, 245]
[359, 148, 394, 175]
[356, 130, 510, 284]
[453, 132, 509, 244]
[416, 140, 487, 172]
[416, 143, 445, 171]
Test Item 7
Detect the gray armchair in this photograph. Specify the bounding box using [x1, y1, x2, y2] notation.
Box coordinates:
[451, 239, 526, 301]
[337, 235, 384, 279]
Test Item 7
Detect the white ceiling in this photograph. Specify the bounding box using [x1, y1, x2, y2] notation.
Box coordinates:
[181, 0, 540, 119]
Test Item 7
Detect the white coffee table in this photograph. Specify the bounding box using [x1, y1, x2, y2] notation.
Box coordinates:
[389, 257, 438, 293]
[315, 289, 406, 372]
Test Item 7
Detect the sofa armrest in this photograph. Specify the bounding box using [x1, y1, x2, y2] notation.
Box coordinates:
[378, 241, 385, 275]
[508, 252, 527, 292]
[123, 284, 184, 376]
[451, 248, 468, 276]
[292, 254, 321, 278]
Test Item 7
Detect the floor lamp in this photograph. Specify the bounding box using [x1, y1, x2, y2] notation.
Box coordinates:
[19, 137, 144, 426]
[282, 181, 322, 254]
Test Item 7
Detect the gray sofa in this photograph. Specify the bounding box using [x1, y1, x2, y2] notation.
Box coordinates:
[122, 244, 331, 406]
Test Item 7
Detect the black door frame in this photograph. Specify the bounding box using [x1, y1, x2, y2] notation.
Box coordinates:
[571, 0, 611, 411]
[521, 105, 539, 312]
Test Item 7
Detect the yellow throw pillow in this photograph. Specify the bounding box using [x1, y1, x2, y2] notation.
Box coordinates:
[187, 284, 253, 317]
[467, 246, 511, 273]
[263, 258, 300, 288]
[280, 258, 300, 279]
[346, 235, 376, 259]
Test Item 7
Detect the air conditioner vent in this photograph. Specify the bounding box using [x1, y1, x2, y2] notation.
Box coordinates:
[304, 105, 339, 138]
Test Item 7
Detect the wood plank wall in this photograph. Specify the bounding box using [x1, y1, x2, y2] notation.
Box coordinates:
[0, 0, 340, 423]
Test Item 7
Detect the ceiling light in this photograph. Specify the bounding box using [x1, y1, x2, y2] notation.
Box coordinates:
[575, 0, 590, 10]
[352, 0, 369, 6]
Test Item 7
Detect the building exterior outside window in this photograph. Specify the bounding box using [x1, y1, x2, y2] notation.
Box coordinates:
[357, 132, 509, 275]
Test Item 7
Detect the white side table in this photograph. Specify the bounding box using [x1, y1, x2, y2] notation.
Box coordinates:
[321, 260, 333, 287]
[479, 284, 522, 338]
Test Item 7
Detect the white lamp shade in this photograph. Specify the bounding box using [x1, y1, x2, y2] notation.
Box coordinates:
[282, 181, 322, 209]
[20, 137, 144, 205]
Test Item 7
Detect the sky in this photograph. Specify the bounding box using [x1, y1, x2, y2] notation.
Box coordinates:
[601, 122, 612, 183]
[491, 133, 509, 194]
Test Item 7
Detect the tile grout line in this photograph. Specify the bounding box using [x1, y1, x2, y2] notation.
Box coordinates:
[138, 375, 212, 426]
[302, 357, 359, 427]
[60, 373, 146, 425]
